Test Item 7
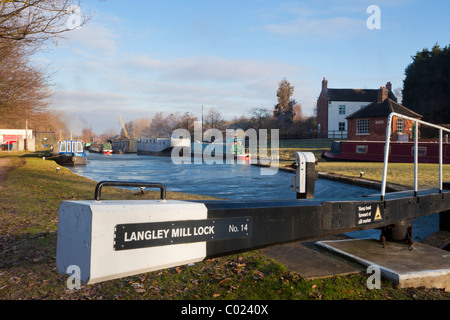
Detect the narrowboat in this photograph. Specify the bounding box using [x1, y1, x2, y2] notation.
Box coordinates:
[322, 140, 450, 164]
[137, 136, 191, 156]
[89, 141, 103, 153]
[52, 140, 87, 165]
[109, 136, 137, 153]
[102, 142, 113, 154]
[192, 137, 252, 162]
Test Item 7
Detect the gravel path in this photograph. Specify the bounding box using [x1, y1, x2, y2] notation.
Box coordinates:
[0, 157, 11, 184]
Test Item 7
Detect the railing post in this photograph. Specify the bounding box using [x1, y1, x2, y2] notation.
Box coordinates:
[439, 129, 443, 193]
[414, 120, 419, 197]
[381, 113, 394, 201]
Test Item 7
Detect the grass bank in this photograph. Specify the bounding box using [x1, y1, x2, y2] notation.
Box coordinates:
[272, 139, 450, 190]
[256, 139, 334, 162]
[1, 152, 449, 300]
[316, 162, 450, 190]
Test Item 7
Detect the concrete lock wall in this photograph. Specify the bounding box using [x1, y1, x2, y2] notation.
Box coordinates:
[56, 200, 209, 284]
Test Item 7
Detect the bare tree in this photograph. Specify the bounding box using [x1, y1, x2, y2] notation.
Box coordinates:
[0, 38, 52, 127]
[176, 111, 197, 137]
[0, 1, 91, 132]
[204, 107, 224, 130]
[141, 112, 171, 138]
[132, 117, 151, 139]
[81, 126, 95, 142]
[249, 107, 270, 130]
[0, 0, 91, 45]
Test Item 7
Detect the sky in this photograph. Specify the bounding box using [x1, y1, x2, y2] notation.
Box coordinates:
[36, 0, 450, 136]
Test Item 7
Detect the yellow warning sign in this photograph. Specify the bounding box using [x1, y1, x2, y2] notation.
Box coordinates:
[356, 204, 382, 225]
[374, 206, 382, 221]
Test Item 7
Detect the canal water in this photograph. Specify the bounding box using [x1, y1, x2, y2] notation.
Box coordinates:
[68, 152, 439, 241]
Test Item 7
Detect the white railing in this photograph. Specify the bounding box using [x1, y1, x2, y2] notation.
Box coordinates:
[380, 113, 450, 201]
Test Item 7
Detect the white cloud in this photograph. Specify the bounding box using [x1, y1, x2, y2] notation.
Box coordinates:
[160, 56, 300, 82]
[49, 50, 310, 134]
[50, 89, 153, 135]
[52, 90, 132, 110]
[62, 22, 121, 55]
[265, 16, 364, 37]
[108, 54, 304, 107]
[124, 55, 302, 83]
[259, 0, 374, 39]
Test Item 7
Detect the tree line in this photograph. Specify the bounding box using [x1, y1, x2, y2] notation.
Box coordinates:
[112, 79, 317, 142]
[403, 44, 450, 125]
[0, 1, 90, 136]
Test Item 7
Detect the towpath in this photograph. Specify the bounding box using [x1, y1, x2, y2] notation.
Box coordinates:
[0, 157, 11, 184]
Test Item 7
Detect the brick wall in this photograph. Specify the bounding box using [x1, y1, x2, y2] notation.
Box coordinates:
[348, 117, 417, 141]
[317, 92, 328, 137]
[317, 78, 328, 138]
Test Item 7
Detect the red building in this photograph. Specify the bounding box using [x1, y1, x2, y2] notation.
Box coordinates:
[317, 78, 397, 138]
[346, 87, 422, 141]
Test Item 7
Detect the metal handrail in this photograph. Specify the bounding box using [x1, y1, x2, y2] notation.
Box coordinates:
[381, 113, 450, 201]
[94, 181, 166, 201]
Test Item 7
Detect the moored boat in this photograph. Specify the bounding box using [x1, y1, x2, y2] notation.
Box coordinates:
[109, 136, 137, 153]
[192, 137, 252, 162]
[102, 142, 113, 154]
[51, 140, 87, 165]
[137, 136, 191, 156]
[89, 141, 103, 153]
[322, 140, 450, 164]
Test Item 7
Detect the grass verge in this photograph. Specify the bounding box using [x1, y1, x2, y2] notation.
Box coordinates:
[1, 152, 449, 300]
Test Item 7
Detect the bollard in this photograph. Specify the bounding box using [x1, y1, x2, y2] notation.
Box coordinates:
[381, 219, 414, 242]
[291, 152, 318, 199]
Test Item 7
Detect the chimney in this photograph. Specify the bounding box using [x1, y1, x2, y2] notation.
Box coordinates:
[386, 81, 392, 92]
[377, 86, 389, 103]
[322, 77, 328, 91]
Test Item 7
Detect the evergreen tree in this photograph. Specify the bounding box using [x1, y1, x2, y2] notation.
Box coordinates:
[403, 44, 450, 124]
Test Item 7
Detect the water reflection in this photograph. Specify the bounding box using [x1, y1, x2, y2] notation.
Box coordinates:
[70, 152, 373, 200]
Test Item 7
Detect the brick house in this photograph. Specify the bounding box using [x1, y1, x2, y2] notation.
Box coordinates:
[346, 87, 422, 141]
[317, 78, 397, 138]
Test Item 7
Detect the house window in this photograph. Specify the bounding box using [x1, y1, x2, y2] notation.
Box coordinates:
[339, 105, 346, 115]
[356, 119, 370, 135]
[339, 122, 346, 132]
[397, 118, 404, 134]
